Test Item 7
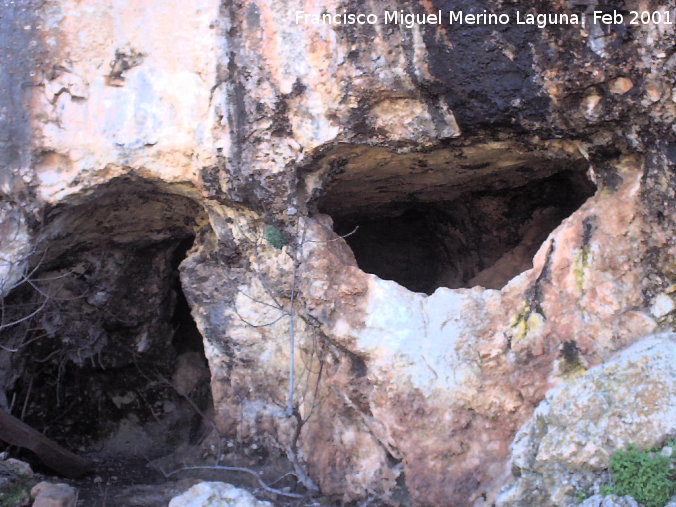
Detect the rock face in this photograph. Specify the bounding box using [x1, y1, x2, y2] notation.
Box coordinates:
[497, 333, 676, 506]
[0, 0, 674, 505]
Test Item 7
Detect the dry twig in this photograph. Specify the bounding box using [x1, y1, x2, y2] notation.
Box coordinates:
[160, 464, 307, 499]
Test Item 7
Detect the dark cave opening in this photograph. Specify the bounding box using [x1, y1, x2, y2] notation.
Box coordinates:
[0, 181, 213, 472]
[336, 208, 444, 294]
[317, 145, 596, 294]
[7, 242, 212, 462]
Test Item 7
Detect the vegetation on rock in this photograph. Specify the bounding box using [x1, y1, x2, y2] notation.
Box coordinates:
[601, 441, 675, 507]
[263, 225, 287, 250]
[0, 476, 35, 506]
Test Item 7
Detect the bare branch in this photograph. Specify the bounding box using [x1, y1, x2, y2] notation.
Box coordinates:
[0, 295, 49, 331]
[304, 225, 359, 244]
[268, 471, 298, 486]
[236, 288, 284, 312]
[234, 307, 287, 329]
[0, 331, 49, 353]
[162, 465, 307, 499]
[285, 219, 305, 416]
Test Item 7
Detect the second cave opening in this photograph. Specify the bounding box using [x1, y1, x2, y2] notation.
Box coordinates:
[316, 143, 596, 294]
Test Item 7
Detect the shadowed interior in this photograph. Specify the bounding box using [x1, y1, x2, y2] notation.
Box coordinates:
[0, 179, 213, 463]
[315, 143, 595, 293]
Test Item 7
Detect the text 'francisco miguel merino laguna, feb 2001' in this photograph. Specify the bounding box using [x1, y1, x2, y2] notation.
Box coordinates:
[295, 9, 672, 29]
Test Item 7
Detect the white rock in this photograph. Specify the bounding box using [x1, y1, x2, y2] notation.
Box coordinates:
[497, 333, 676, 506]
[168, 482, 272, 507]
[651, 293, 675, 318]
[579, 494, 639, 507]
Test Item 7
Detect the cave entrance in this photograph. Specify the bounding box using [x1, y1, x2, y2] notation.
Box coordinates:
[315, 142, 596, 294]
[0, 179, 213, 471]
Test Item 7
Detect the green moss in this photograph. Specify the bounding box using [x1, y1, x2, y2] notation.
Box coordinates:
[0, 477, 35, 506]
[263, 224, 287, 249]
[600, 443, 675, 507]
[574, 489, 589, 503]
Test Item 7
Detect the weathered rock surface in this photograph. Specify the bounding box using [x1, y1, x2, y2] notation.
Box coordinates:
[30, 481, 78, 507]
[0, 201, 30, 299]
[0, 457, 33, 477]
[579, 495, 640, 507]
[497, 333, 676, 506]
[0, 0, 674, 505]
[168, 482, 271, 507]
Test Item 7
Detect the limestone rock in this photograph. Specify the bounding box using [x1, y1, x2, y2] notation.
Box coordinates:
[497, 333, 676, 506]
[0, 458, 33, 476]
[579, 495, 639, 507]
[652, 293, 676, 320]
[168, 482, 272, 507]
[30, 482, 78, 507]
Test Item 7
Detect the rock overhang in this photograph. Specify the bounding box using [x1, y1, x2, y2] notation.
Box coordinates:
[310, 138, 596, 293]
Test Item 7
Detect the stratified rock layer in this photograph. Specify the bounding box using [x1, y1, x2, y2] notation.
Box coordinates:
[0, 0, 674, 504]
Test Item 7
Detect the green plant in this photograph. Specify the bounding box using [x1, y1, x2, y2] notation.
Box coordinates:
[0, 477, 35, 506]
[263, 225, 287, 249]
[599, 484, 615, 495]
[604, 444, 675, 507]
[574, 489, 588, 503]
